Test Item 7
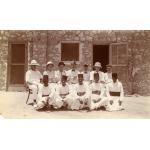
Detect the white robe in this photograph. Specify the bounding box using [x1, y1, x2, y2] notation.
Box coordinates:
[71, 83, 90, 110]
[89, 82, 108, 110]
[35, 84, 55, 110]
[106, 80, 124, 111]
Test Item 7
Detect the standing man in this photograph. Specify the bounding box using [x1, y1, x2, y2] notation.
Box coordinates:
[106, 73, 124, 111]
[90, 62, 105, 84]
[55, 61, 67, 83]
[71, 73, 90, 110]
[82, 63, 90, 85]
[25, 60, 42, 104]
[104, 64, 113, 84]
[89, 73, 108, 110]
[34, 72, 55, 110]
[67, 61, 79, 85]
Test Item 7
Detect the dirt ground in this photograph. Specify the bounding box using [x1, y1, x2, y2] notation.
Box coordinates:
[0, 91, 150, 119]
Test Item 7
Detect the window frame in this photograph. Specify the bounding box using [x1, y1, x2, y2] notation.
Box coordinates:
[109, 42, 128, 67]
[60, 41, 82, 64]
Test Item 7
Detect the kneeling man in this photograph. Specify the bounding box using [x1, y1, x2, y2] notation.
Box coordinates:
[106, 73, 124, 111]
[34, 72, 55, 110]
[71, 73, 90, 110]
[89, 73, 108, 110]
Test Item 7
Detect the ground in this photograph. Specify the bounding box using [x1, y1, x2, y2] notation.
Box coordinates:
[0, 91, 150, 119]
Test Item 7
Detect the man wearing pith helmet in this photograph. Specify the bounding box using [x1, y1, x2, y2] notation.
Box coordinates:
[90, 62, 105, 84]
[25, 60, 42, 104]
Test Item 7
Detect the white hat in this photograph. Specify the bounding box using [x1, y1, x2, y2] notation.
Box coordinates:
[43, 71, 48, 76]
[29, 60, 39, 66]
[94, 62, 102, 68]
[46, 61, 54, 66]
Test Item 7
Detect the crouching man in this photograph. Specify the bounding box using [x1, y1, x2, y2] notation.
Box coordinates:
[89, 73, 108, 110]
[34, 72, 55, 110]
[106, 73, 124, 111]
[54, 75, 72, 109]
[71, 73, 90, 110]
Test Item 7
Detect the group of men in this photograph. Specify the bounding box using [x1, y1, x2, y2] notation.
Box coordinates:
[25, 60, 124, 111]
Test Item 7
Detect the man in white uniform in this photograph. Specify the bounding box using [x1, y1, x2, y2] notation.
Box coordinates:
[55, 61, 67, 83]
[67, 61, 79, 87]
[90, 62, 105, 84]
[82, 63, 90, 85]
[34, 72, 55, 110]
[25, 60, 42, 104]
[89, 73, 108, 110]
[106, 73, 124, 111]
[43, 61, 57, 88]
[71, 74, 90, 110]
[104, 64, 113, 84]
[54, 75, 72, 109]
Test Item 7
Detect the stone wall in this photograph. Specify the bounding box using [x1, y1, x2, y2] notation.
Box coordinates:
[0, 30, 150, 95]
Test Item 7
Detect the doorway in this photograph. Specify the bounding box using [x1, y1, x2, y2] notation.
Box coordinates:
[93, 45, 109, 72]
[7, 43, 27, 91]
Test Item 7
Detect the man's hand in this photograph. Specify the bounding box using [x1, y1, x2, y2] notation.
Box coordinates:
[110, 100, 113, 105]
[96, 98, 101, 103]
[118, 100, 122, 106]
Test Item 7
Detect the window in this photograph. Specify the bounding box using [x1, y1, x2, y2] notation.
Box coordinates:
[110, 43, 128, 65]
[61, 43, 79, 61]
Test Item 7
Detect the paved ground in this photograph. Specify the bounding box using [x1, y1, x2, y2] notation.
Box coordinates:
[0, 91, 150, 119]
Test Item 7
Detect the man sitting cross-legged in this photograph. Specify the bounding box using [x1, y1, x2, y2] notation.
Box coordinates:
[54, 75, 73, 109]
[106, 73, 124, 111]
[34, 72, 55, 110]
[89, 73, 108, 111]
[71, 73, 90, 110]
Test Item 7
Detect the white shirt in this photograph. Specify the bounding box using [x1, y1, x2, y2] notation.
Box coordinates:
[25, 70, 42, 84]
[43, 70, 56, 83]
[89, 82, 105, 97]
[55, 83, 71, 95]
[55, 70, 67, 83]
[106, 80, 124, 101]
[82, 71, 90, 81]
[90, 70, 105, 82]
[104, 72, 112, 84]
[67, 69, 79, 84]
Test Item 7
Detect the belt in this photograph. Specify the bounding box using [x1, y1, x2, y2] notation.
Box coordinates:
[77, 92, 85, 96]
[60, 93, 69, 97]
[92, 91, 101, 95]
[109, 92, 120, 96]
[42, 95, 49, 97]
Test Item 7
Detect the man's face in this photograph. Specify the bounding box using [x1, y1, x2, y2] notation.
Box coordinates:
[71, 64, 77, 70]
[61, 79, 66, 86]
[43, 77, 49, 86]
[94, 77, 99, 83]
[31, 65, 37, 71]
[95, 66, 100, 72]
[112, 76, 117, 83]
[47, 64, 54, 71]
[84, 66, 88, 72]
[78, 77, 83, 84]
[59, 65, 64, 71]
[106, 67, 112, 73]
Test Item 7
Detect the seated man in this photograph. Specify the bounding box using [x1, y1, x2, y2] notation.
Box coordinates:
[106, 73, 124, 111]
[89, 73, 108, 110]
[25, 60, 42, 104]
[71, 73, 90, 110]
[54, 75, 72, 109]
[34, 72, 55, 110]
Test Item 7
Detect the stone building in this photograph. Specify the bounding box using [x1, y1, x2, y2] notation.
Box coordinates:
[0, 30, 150, 95]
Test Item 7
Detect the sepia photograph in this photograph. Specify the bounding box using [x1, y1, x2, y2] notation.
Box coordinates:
[0, 30, 150, 119]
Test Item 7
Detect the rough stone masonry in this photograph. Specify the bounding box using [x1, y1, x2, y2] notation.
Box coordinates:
[0, 30, 150, 95]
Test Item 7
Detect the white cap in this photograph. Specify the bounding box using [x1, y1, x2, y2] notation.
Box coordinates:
[46, 61, 54, 66]
[43, 71, 48, 76]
